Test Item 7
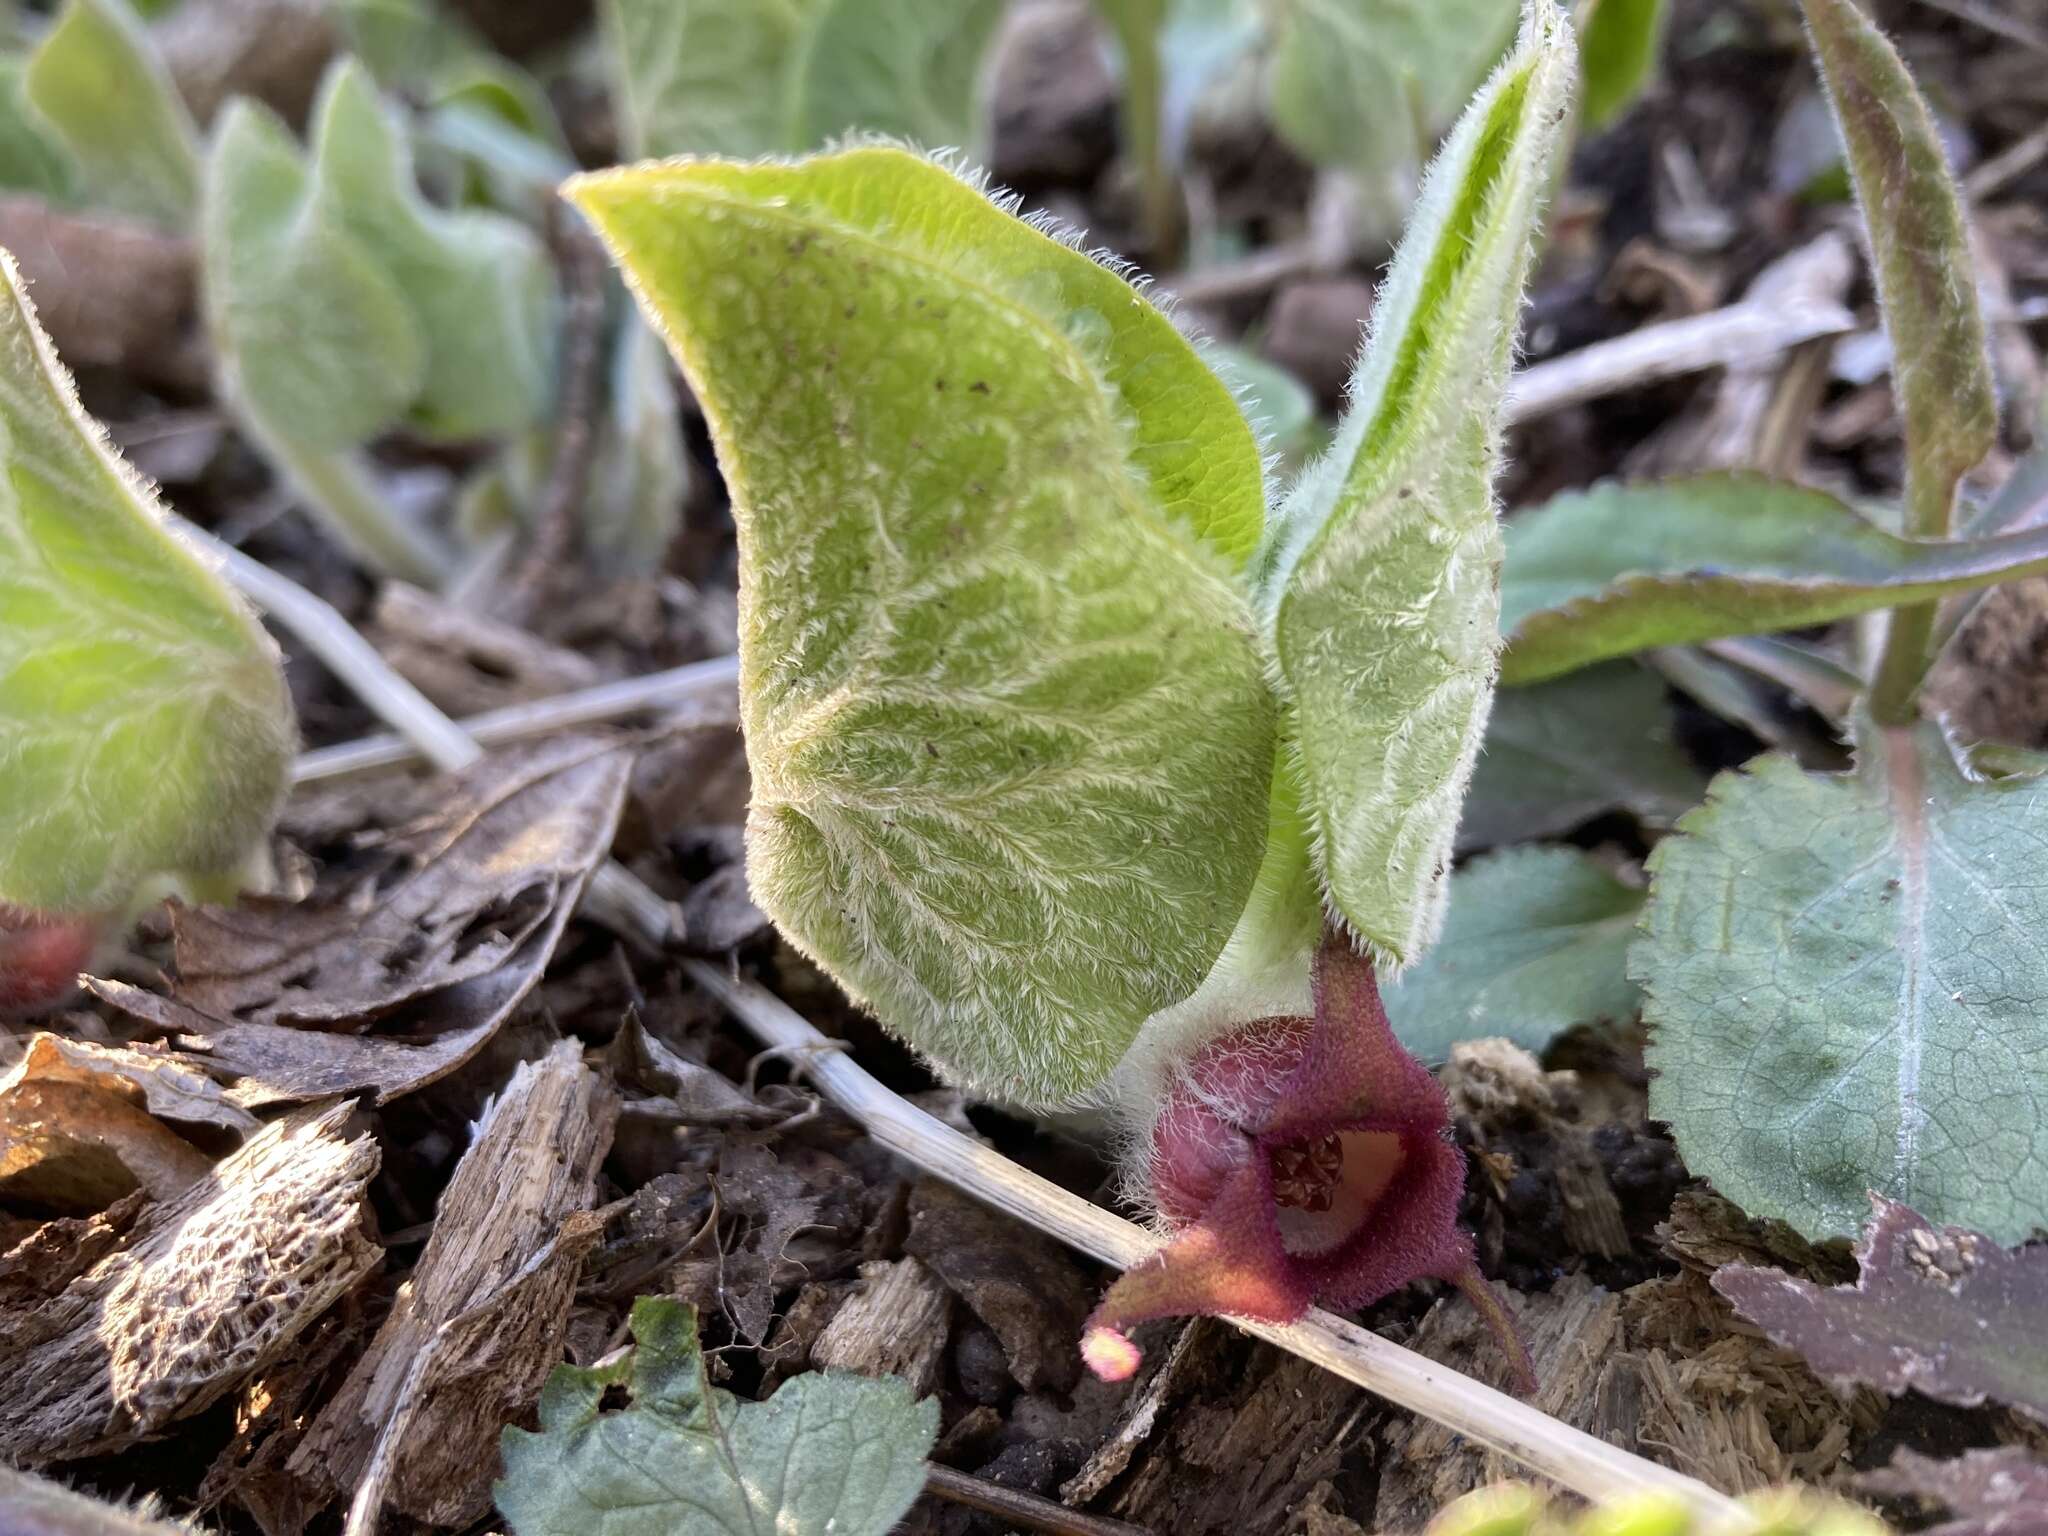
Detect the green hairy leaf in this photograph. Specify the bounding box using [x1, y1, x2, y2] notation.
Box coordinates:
[604, 0, 1003, 160]
[1267, 0, 1520, 203]
[1384, 847, 1643, 1062]
[1638, 717, 2048, 1244]
[1459, 661, 1703, 849]
[1577, 0, 1668, 129]
[1500, 475, 2048, 685]
[1803, 0, 1992, 540]
[496, 1297, 937, 1536]
[23, 0, 200, 228]
[0, 251, 293, 916]
[1257, 0, 1577, 968]
[570, 147, 1276, 1106]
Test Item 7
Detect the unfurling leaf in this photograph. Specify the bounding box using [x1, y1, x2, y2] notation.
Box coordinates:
[23, 0, 199, 228]
[1459, 661, 1704, 848]
[1715, 1196, 2048, 1426]
[495, 1296, 937, 1536]
[1638, 717, 2048, 1243]
[1383, 847, 1643, 1062]
[1499, 475, 2048, 685]
[1576, 0, 1668, 130]
[0, 250, 293, 933]
[1802, 0, 1992, 540]
[603, 0, 1004, 160]
[570, 147, 1276, 1107]
[1257, 0, 1576, 968]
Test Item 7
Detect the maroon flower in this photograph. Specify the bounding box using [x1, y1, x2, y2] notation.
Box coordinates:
[1081, 932, 1530, 1389]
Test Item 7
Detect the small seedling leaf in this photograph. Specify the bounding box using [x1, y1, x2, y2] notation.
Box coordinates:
[202, 97, 426, 453]
[1461, 661, 1703, 848]
[1500, 475, 2048, 684]
[1639, 718, 2048, 1243]
[306, 61, 552, 441]
[570, 147, 1275, 1106]
[1716, 1197, 2048, 1425]
[1384, 847, 1643, 1062]
[495, 1296, 937, 1536]
[1803, 0, 1993, 536]
[0, 251, 293, 917]
[23, 0, 200, 228]
[1577, 0, 1668, 130]
[1259, 0, 1576, 967]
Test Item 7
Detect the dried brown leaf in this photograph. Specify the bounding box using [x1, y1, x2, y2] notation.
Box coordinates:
[89, 737, 634, 1106]
[1714, 1195, 2048, 1425]
[0, 1103, 379, 1466]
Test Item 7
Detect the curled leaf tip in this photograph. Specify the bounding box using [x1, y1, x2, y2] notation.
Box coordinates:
[1084, 934, 1532, 1389]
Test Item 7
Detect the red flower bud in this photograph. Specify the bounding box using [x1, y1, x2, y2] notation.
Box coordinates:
[1083, 933, 1530, 1390]
[0, 905, 100, 1016]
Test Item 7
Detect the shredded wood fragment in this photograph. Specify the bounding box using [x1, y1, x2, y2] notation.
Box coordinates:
[292, 1038, 616, 1529]
[0, 1103, 379, 1467]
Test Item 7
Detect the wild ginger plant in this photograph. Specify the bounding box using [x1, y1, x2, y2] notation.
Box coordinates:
[569, 0, 1577, 1379]
[0, 250, 295, 1013]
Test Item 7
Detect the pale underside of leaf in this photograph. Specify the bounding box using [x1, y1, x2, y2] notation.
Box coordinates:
[1261, 1, 1576, 970]
[1500, 475, 2048, 684]
[1639, 718, 2048, 1244]
[571, 148, 1274, 1107]
[0, 250, 293, 914]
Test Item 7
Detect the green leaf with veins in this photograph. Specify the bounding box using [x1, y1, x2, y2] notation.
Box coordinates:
[1258, 0, 1576, 969]
[1460, 661, 1703, 849]
[570, 146, 1275, 1107]
[793, 0, 1004, 154]
[604, 0, 818, 158]
[1577, 0, 1668, 130]
[603, 0, 1000, 160]
[24, 0, 200, 228]
[495, 1297, 936, 1536]
[1499, 474, 2048, 684]
[1638, 716, 2048, 1243]
[1385, 847, 1643, 1062]
[0, 251, 293, 916]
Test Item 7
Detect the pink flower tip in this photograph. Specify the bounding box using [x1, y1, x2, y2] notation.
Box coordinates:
[1081, 1325, 1143, 1382]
